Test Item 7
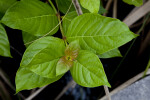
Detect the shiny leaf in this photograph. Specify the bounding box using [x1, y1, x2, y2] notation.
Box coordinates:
[0, 0, 16, 19]
[62, 11, 78, 34]
[2, 0, 59, 36]
[98, 48, 122, 58]
[123, 0, 143, 6]
[66, 13, 138, 55]
[20, 36, 65, 78]
[0, 24, 11, 57]
[15, 67, 62, 93]
[70, 50, 110, 87]
[79, 0, 100, 13]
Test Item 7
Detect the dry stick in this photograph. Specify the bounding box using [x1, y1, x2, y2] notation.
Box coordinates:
[25, 85, 47, 100]
[103, 0, 113, 16]
[123, 0, 150, 26]
[113, 0, 117, 18]
[100, 69, 150, 100]
[0, 68, 25, 99]
[72, 0, 83, 15]
[54, 80, 76, 100]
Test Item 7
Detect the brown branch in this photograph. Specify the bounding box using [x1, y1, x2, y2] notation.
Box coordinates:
[103, 0, 113, 16]
[113, 0, 117, 18]
[72, 0, 83, 15]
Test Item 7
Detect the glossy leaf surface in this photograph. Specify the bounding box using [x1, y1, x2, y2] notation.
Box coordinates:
[66, 13, 137, 55]
[70, 50, 110, 87]
[79, 0, 100, 13]
[0, 24, 11, 57]
[123, 0, 143, 6]
[2, 0, 59, 36]
[98, 48, 122, 58]
[0, 0, 16, 19]
[15, 67, 62, 93]
[20, 36, 65, 78]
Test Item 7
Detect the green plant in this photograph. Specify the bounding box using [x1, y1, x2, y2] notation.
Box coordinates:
[0, 0, 141, 94]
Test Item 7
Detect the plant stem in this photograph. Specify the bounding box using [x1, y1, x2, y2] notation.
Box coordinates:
[48, 0, 57, 14]
[104, 86, 111, 100]
[48, 0, 67, 45]
[72, 0, 83, 15]
[143, 60, 150, 77]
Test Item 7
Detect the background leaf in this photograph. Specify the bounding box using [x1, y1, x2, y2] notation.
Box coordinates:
[123, 0, 143, 6]
[70, 50, 110, 87]
[62, 11, 78, 34]
[22, 31, 39, 47]
[98, 48, 122, 58]
[66, 13, 138, 55]
[15, 67, 62, 93]
[98, 0, 107, 14]
[0, 24, 11, 57]
[55, 0, 76, 14]
[79, 0, 100, 13]
[0, 0, 16, 19]
[20, 36, 65, 78]
[2, 0, 59, 36]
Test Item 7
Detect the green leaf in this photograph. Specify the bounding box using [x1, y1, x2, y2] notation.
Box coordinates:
[123, 0, 143, 6]
[56, 40, 80, 76]
[55, 0, 76, 14]
[70, 50, 110, 87]
[0, 0, 17, 19]
[79, 0, 100, 13]
[98, 48, 122, 58]
[98, 1, 107, 15]
[0, 24, 11, 57]
[22, 31, 39, 47]
[1, 0, 59, 36]
[15, 67, 62, 93]
[20, 36, 65, 78]
[66, 13, 138, 55]
[62, 11, 78, 34]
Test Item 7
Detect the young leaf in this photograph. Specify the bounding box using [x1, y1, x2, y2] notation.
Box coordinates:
[20, 36, 65, 78]
[1, 0, 59, 36]
[70, 50, 110, 87]
[98, 48, 122, 58]
[15, 67, 63, 93]
[22, 31, 39, 48]
[62, 11, 78, 34]
[79, 0, 100, 13]
[0, 0, 17, 19]
[0, 24, 11, 57]
[123, 0, 143, 6]
[66, 13, 138, 55]
[56, 40, 80, 76]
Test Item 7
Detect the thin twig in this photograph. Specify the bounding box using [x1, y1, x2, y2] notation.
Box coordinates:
[103, 0, 113, 16]
[104, 86, 111, 100]
[0, 68, 25, 99]
[25, 85, 47, 100]
[113, 0, 117, 18]
[100, 69, 150, 100]
[72, 0, 83, 15]
[54, 80, 76, 100]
